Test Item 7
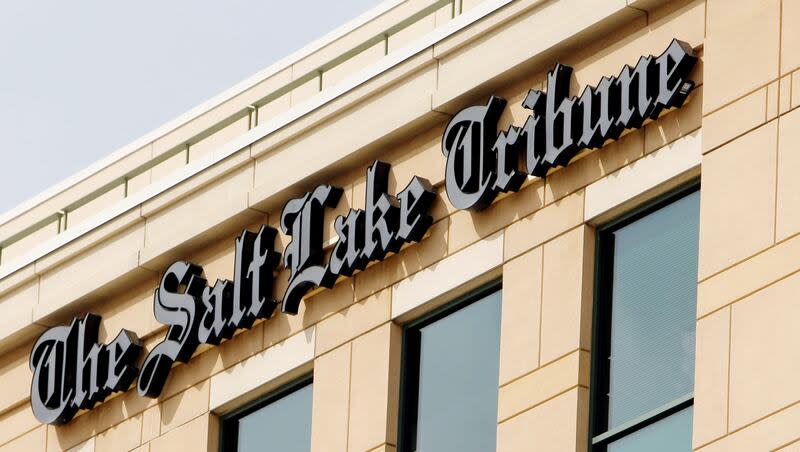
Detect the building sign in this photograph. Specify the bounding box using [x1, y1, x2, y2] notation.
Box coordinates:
[29, 314, 142, 424]
[29, 39, 696, 425]
[442, 38, 697, 210]
[30, 161, 434, 424]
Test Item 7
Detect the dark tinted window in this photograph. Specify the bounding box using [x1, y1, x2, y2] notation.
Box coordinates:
[221, 377, 313, 452]
[591, 187, 700, 451]
[400, 286, 502, 452]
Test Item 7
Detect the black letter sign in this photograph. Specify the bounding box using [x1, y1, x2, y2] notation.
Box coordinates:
[30, 314, 142, 424]
[231, 226, 282, 329]
[442, 96, 506, 211]
[137, 226, 281, 398]
[137, 262, 206, 398]
[281, 161, 434, 314]
[28, 40, 693, 424]
[442, 39, 697, 211]
[30, 162, 432, 422]
[280, 185, 344, 315]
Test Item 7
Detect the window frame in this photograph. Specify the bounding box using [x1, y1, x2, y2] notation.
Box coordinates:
[588, 181, 700, 451]
[396, 280, 502, 452]
[219, 374, 313, 452]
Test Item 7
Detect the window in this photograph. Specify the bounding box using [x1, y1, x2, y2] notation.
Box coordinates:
[398, 284, 502, 452]
[590, 185, 700, 451]
[220, 376, 313, 452]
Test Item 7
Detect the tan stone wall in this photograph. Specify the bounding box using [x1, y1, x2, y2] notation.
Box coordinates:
[693, 0, 800, 450]
[0, 0, 757, 451]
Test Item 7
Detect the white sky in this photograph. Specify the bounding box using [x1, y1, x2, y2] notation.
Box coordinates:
[0, 0, 379, 213]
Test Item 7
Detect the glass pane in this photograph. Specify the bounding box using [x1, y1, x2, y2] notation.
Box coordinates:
[414, 290, 502, 452]
[237, 383, 313, 452]
[607, 407, 693, 452]
[608, 191, 700, 428]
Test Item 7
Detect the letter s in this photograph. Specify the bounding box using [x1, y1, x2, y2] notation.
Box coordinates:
[137, 261, 206, 398]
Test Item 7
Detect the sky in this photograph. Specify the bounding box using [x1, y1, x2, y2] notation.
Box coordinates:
[0, 0, 380, 214]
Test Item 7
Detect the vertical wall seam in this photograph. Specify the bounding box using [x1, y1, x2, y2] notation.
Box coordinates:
[725, 306, 732, 435]
[774, 112, 780, 244]
[139, 405, 146, 449]
[537, 244, 544, 368]
[35, 273, 41, 307]
[249, 150, 257, 194]
[779, 0, 784, 77]
[444, 216, 451, 266]
[141, 216, 148, 265]
[775, 0, 784, 244]
[345, 341, 353, 451]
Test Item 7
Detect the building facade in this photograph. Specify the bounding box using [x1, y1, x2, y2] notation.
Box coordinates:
[0, 0, 796, 450]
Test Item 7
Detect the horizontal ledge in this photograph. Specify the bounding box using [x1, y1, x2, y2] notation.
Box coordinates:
[592, 392, 694, 446]
[0, 0, 409, 228]
[0, 0, 513, 283]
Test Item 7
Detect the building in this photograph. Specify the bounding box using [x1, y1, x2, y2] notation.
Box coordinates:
[0, 0, 796, 450]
